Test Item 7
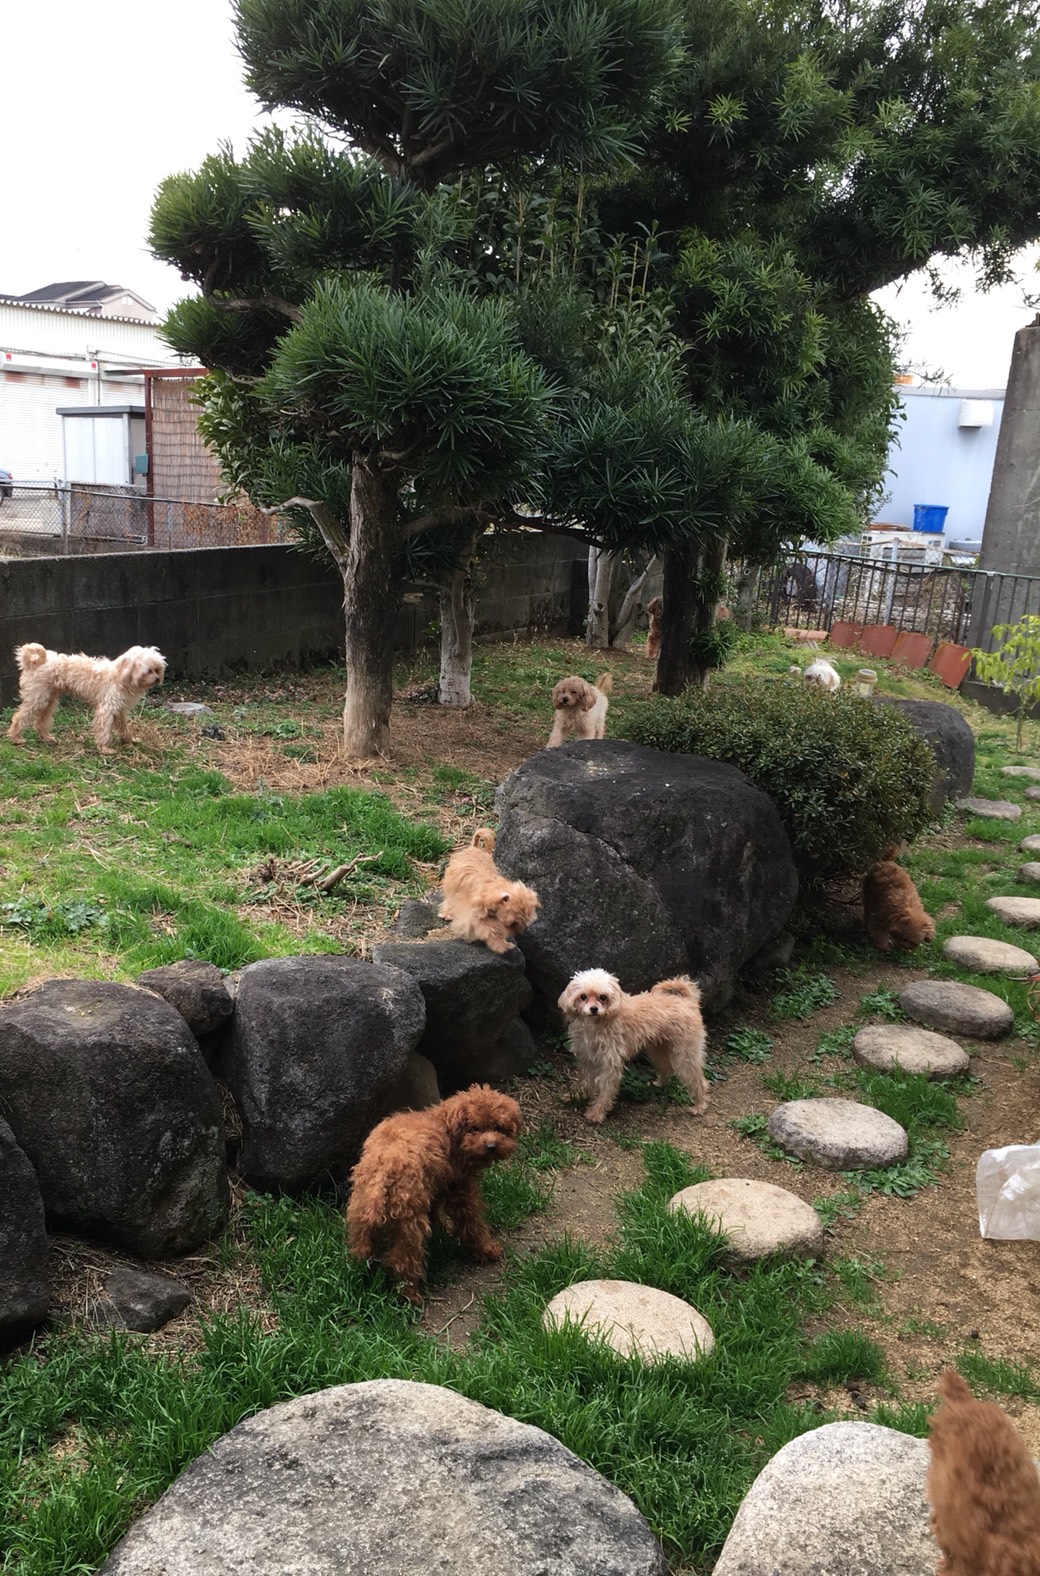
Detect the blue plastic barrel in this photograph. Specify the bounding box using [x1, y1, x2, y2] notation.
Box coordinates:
[912, 504, 949, 533]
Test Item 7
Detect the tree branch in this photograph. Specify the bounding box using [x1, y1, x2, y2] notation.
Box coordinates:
[266, 496, 350, 571]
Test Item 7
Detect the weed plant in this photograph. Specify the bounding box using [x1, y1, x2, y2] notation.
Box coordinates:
[770, 968, 839, 1019]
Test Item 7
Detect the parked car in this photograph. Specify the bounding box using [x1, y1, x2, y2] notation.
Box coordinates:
[0, 468, 12, 502]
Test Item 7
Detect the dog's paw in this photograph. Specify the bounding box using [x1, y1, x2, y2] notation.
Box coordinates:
[584, 1105, 608, 1125]
[476, 1241, 504, 1264]
[400, 1284, 425, 1307]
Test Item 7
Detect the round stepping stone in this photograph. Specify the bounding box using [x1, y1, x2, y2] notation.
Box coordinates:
[1002, 766, 1040, 780]
[956, 797, 1022, 820]
[1019, 864, 1040, 884]
[1021, 835, 1040, 854]
[853, 1023, 970, 1079]
[899, 978, 1014, 1039]
[1028, 787, 1040, 801]
[987, 895, 1040, 928]
[766, 1099, 908, 1171]
[543, 1279, 714, 1364]
[943, 935, 1039, 974]
[667, 1178, 824, 1263]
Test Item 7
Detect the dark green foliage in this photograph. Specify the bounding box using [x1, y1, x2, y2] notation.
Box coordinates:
[624, 680, 934, 885]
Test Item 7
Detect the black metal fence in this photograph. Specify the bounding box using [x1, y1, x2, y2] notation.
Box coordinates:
[0, 483, 287, 555]
[759, 551, 1040, 652]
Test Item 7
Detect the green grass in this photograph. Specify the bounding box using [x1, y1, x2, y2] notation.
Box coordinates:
[770, 969, 840, 1020]
[0, 1143, 893, 1576]
[955, 1350, 1040, 1400]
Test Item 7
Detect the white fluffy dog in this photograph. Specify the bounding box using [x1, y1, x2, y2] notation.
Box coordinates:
[792, 657, 841, 691]
[546, 673, 612, 748]
[558, 968, 709, 1124]
[7, 642, 167, 753]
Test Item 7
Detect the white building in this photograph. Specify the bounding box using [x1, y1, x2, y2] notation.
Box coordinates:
[0, 285, 189, 483]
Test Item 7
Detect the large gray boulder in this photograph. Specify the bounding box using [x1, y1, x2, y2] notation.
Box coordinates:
[0, 980, 229, 1258]
[98, 1379, 666, 1575]
[713, 1421, 935, 1575]
[874, 698, 975, 813]
[214, 956, 426, 1192]
[495, 741, 798, 1014]
[370, 939, 535, 1092]
[0, 1117, 50, 1347]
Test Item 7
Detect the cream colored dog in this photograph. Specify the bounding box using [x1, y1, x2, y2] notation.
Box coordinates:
[546, 672, 612, 748]
[558, 968, 709, 1124]
[7, 642, 167, 753]
[438, 830, 540, 954]
[798, 657, 841, 691]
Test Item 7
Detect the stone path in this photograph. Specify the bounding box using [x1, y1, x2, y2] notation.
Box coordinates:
[899, 978, 1014, 1038]
[955, 796, 1022, 820]
[1018, 863, 1040, 884]
[1022, 834, 1040, 854]
[543, 1279, 714, 1363]
[942, 935, 1038, 974]
[852, 1023, 970, 1079]
[767, 1099, 908, 1171]
[667, 1178, 824, 1264]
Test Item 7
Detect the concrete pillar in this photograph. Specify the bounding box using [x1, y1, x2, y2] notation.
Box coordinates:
[969, 318, 1040, 645]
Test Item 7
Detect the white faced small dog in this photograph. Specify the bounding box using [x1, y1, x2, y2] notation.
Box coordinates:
[546, 672, 612, 748]
[796, 657, 841, 691]
[7, 642, 167, 754]
[558, 968, 709, 1124]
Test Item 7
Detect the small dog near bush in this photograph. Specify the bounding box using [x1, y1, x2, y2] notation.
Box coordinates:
[438, 829, 540, 953]
[792, 656, 841, 691]
[546, 672, 612, 747]
[862, 844, 935, 952]
[7, 642, 167, 754]
[345, 1084, 523, 1303]
[558, 968, 709, 1124]
[927, 1367, 1040, 1576]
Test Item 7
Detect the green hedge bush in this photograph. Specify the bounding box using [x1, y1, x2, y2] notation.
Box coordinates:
[624, 680, 934, 887]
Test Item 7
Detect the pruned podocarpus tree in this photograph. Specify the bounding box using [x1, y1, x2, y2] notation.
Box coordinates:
[148, 0, 682, 757]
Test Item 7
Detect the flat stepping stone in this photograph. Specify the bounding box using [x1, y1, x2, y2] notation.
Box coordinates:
[543, 1279, 714, 1364]
[853, 1024, 970, 1079]
[1021, 836, 1040, 854]
[766, 1099, 908, 1171]
[1002, 766, 1040, 780]
[900, 978, 1014, 1039]
[943, 935, 1039, 974]
[956, 796, 1022, 820]
[1028, 786, 1040, 800]
[987, 895, 1040, 928]
[1020, 864, 1040, 884]
[667, 1178, 824, 1263]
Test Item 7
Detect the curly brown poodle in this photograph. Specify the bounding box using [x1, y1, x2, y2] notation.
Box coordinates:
[927, 1368, 1040, 1576]
[438, 830, 539, 954]
[862, 844, 935, 952]
[546, 672, 612, 747]
[345, 1085, 523, 1303]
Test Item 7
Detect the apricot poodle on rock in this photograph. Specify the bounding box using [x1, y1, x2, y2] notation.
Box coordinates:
[345, 1084, 523, 1303]
[927, 1367, 1040, 1576]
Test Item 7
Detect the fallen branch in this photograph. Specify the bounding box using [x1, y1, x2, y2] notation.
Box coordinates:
[299, 851, 383, 893]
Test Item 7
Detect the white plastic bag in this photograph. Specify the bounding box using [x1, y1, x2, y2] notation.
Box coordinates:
[976, 1144, 1040, 1239]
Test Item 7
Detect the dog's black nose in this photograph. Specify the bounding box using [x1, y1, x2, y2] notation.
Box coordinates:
[484, 1139, 498, 1152]
[588, 1005, 599, 1015]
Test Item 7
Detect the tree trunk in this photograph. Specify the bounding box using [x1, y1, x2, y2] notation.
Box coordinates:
[586, 548, 658, 648]
[732, 561, 762, 631]
[438, 541, 478, 708]
[341, 459, 402, 758]
[586, 547, 616, 648]
[653, 538, 726, 695]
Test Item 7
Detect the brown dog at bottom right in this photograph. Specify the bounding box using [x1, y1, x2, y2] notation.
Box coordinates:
[927, 1367, 1040, 1576]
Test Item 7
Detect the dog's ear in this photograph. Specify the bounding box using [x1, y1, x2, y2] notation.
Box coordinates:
[579, 683, 597, 711]
[557, 980, 579, 1013]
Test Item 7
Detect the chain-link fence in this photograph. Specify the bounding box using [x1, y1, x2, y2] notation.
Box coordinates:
[0, 483, 288, 554]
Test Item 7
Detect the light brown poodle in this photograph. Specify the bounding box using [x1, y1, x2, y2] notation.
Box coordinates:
[862, 844, 935, 952]
[927, 1367, 1040, 1576]
[645, 596, 663, 661]
[346, 1084, 523, 1303]
[438, 830, 539, 954]
[558, 968, 709, 1124]
[7, 641, 166, 753]
[546, 672, 612, 748]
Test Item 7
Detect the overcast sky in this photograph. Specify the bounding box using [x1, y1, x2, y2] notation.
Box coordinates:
[3, 0, 1036, 391]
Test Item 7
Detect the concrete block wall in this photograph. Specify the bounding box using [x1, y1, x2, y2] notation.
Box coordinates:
[0, 534, 587, 704]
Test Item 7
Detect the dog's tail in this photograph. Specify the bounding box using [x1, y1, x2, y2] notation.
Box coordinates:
[470, 828, 496, 853]
[879, 843, 903, 862]
[13, 643, 48, 673]
[595, 672, 613, 696]
[937, 1369, 973, 1406]
[651, 975, 701, 1003]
